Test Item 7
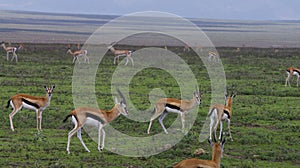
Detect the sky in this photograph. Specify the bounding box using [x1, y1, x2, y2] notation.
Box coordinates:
[0, 0, 300, 20]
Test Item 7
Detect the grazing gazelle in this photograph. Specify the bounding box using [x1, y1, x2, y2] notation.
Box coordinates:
[66, 47, 89, 64]
[64, 89, 128, 154]
[1, 42, 23, 62]
[208, 92, 236, 141]
[6, 84, 55, 132]
[285, 67, 300, 87]
[147, 87, 202, 134]
[174, 133, 226, 168]
[107, 43, 133, 66]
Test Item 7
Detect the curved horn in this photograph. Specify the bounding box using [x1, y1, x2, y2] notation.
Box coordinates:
[195, 84, 199, 93]
[117, 88, 126, 105]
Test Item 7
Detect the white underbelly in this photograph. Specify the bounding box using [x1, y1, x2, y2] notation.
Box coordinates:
[85, 117, 102, 127]
[22, 102, 38, 111]
[222, 113, 229, 120]
[165, 107, 181, 114]
[293, 71, 299, 76]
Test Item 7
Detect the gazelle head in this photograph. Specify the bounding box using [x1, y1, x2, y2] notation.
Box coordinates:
[225, 91, 236, 105]
[115, 89, 128, 116]
[43, 84, 55, 97]
[208, 132, 226, 158]
[194, 85, 202, 105]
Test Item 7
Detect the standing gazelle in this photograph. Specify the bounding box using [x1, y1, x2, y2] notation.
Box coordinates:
[208, 92, 236, 141]
[66, 48, 89, 64]
[6, 84, 55, 132]
[64, 89, 128, 154]
[174, 133, 226, 168]
[285, 67, 300, 87]
[1, 42, 23, 62]
[107, 43, 134, 66]
[147, 87, 202, 134]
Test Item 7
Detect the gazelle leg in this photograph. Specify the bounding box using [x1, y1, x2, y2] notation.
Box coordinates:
[67, 117, 86, 154]
[219, 121, 223, 140]
[159, 111, 168, 134]
[100, 128, 105, 151]
[36, 110, 43, 132]
[124, 57, 129, 65]
[180, 112, 185, 133]
[9, 104, 22, 131]
[209, 115, 214, 140]
[285, 73, 291, 86]
[67, 125, 80, 154]
[77, 128, 90, 153]
[227, 119, 233, 141]
[36, 110, 41, 132]
[15, 53, 18, 62]
[213, 119, 220, 141]
[129, 56, 134, 66]
[297, 75, 299, 87]
[72, 57, 76, 64]
[114, 56, 118, 64]
[97, 124, 102, 151]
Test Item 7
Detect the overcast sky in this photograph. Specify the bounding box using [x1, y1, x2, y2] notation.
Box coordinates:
[0, 0, 299, 20]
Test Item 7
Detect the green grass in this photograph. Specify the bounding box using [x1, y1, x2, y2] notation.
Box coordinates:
[0, 44, 299, 167]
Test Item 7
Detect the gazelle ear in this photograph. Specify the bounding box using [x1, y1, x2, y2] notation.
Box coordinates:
[43, 85, 47, 89]
[52, 84, 56, 89]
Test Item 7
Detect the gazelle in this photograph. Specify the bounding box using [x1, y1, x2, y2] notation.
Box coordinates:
[64, 89, 128, 154]
[208, 92, 236, 141]
[66, 47, 89, 64]
[147, 87, 202, 134]
[183, 44, 191, 52]
[1, 42, 23, 62]
[285, 67, 300, 87]
[208, 51, 219, 62]
[6, 84, 55, 132]
[174, 133, 226, 168]
[107, 43, 133, 66]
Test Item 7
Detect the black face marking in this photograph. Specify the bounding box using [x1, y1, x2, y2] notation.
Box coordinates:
[223, 109, 231, 119]
[22, 98, 40, 109]
[165, 103, 182, 111]
[86, 113, 105, 124]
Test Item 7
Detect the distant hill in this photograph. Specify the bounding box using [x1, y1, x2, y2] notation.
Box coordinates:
[0, 10, 299, 47]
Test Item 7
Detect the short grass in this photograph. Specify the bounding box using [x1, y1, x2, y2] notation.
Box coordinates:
[0, 44, 299, 167]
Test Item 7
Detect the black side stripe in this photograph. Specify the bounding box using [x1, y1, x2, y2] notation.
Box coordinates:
[223, 109, 231, 119]
[294, 69, 300, 74]
[22, 98, 40, 109]
[166, 103, 182, 111]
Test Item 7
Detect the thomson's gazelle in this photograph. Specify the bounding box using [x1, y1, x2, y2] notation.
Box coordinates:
[64, 89, 128, 154]
[174, 133, 226, 168]
[107, 43, 133, 66]
[285, 67, 300, 87]
[6, 84, 55, 132]
[147, 87, 202, 134]
[1, 42, 23, 62]
[208, 92, 236, 141]
[66, 48, 89, 64]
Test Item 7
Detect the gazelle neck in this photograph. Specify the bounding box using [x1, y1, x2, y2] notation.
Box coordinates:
[211, 144, 222, 167]
[225, 97, 233, 110]
[105, 104, 121, 122]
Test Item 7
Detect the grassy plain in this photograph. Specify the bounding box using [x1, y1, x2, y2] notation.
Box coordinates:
[0, 44, 299, 167]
